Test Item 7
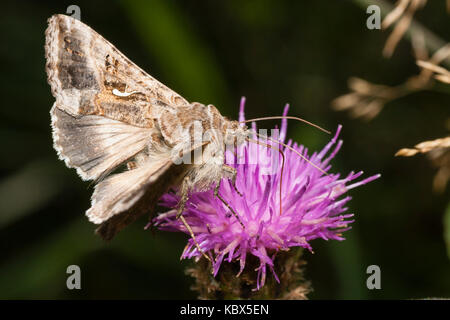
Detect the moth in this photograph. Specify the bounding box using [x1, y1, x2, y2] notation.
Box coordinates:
[45, 14, 327, 253]
[45, 14, 252, 247]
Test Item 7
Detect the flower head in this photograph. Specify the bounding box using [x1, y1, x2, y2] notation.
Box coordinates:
[154, 98, 380, 290]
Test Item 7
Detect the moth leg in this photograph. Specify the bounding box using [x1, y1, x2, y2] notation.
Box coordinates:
[178, 215, 212, 263]
[176, 176, 212, 263]
[222, 164, 243, 197]
[176, 176, 190, 219]
[214, 180, 245, 229]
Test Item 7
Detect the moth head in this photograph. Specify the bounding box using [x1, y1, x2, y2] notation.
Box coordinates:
[224, 120, 250, 146]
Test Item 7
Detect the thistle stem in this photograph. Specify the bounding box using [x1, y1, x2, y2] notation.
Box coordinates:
[186, 248, 311, 300]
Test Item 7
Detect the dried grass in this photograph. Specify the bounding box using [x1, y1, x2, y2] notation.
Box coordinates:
[396, 136, 450, 192]
[382, 0, 427, 58]
[332, 44, 450, 121]
[333, 1, 449, 191]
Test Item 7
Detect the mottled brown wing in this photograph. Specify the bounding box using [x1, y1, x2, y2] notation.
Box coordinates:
[45, 14, 188, 128]
[45, 14, 188, 180]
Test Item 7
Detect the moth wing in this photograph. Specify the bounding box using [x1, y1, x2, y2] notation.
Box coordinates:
[89, 157, 189, 241]
[92, 140, 210, 240]
[45, 14, 188, 128]
[51, 104, 154, 180]
[86, 157, 171, 224]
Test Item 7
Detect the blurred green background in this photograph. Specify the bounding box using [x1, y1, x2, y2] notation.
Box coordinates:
[0, 0, 449, 299]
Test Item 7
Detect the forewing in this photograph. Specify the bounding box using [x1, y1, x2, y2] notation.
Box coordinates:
[45, 14, 190, 180]
[45, 14, 188, 128]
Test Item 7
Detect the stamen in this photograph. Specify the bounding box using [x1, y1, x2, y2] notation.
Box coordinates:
[255, 132, 329, 176]
[246, 138, 285, 216]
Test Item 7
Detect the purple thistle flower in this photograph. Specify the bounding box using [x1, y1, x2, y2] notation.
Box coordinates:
[154, 98, 380, 290]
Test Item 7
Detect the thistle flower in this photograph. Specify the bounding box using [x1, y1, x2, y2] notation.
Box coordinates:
[154, 98, 380, 291]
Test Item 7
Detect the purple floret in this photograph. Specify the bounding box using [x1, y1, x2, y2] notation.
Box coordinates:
[154, 97, 380, 290]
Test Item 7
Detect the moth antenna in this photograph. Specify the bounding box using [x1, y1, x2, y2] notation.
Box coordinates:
[246, 137, 285, 216]
[254, 132, 329, 176]
[240, 116, 330, 134]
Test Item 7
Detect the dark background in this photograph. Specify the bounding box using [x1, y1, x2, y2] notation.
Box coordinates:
[0, 0, 449, 299]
